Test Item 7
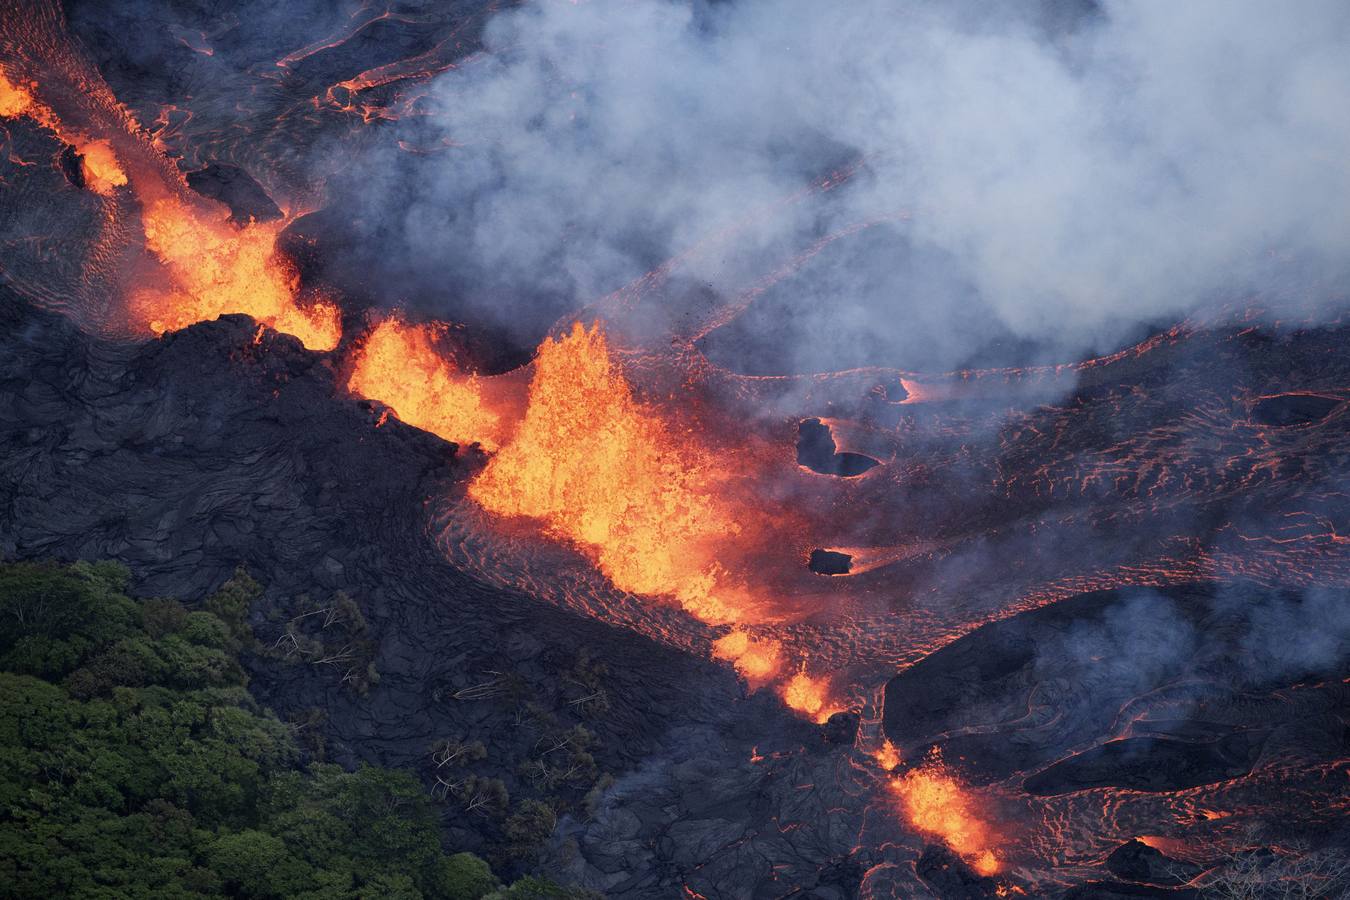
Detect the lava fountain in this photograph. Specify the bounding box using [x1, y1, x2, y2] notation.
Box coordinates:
[132, 199, 340, 351]
[347, 317, 507, 450]
[891, 751, 1002, 877]
[469, 322, 762, 627]
[6, 2, 1350, 893]
[0, 67, 127, 194]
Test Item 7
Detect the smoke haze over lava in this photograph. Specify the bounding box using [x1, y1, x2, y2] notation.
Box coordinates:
[327, 0, 1350, 371]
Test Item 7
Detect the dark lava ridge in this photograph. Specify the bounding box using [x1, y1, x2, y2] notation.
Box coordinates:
[1106, 838, 1203, 887]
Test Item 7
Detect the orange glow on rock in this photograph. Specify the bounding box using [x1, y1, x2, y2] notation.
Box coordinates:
[133, 199, 340, 351]
[470, 322, 753, 625]
[890, 752, 1000, 874]
[712, 629, 782, 683]
[347, 317, 504, 450]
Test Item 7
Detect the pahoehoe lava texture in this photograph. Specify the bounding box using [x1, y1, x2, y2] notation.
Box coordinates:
[1106, 839, 1202, 887]
[4, 291, 1349, 895]
[4, 0, 1350, 889]
[1023, 733, 1267, 796]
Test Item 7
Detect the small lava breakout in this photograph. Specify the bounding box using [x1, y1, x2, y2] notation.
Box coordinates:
[1, 1, 1348, 898]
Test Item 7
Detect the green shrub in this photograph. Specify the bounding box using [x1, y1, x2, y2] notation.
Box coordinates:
[432, 852, 500, 899]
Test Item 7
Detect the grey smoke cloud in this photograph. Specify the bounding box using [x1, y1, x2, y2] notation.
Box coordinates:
[1236, 585, 1350, 682]
[359, 0, 1350, 372]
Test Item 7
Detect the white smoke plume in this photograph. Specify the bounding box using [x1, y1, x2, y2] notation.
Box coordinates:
[350, 0, 1350, 373]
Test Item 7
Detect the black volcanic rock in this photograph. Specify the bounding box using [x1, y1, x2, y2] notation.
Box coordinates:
[0, 294, 894, 898]
[186, 163, 283, 225]
[914, 844, 1001, 899]
[0, 295, 740, 842]
[57, 144, 85, 189]
[1106, 839, 1203, 887]
[809, 548, 853, 575]
[882, 583, 1349, 787]
[822, 710, 860, 745]
[796, 417, 880, 476]
[1060, 882, 1200, 899]
[1024, 733, 1265, 796]
[814, 855, 865, 897]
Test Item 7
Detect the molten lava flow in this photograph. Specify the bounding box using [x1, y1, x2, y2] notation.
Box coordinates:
[0, 68, 126, 195]
[470, 323, 754, 625]
[2, 62, 332, 348]
[712, 629, 782, 683]
[781, 664, 840, 723]
[347, 317, 504, 450]
[890, 751, 1000, 876]
[132, 199, 340, 351]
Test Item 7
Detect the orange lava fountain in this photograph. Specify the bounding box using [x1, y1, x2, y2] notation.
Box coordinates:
[131, 200, 341, 351]
[347, 317, 505, 450]
[469, 323, 757, 626]
[780, 664, 841, 723]
[0, 71, 31, 117]
[890, 751, 1001, 876]
[712, 629, 783, 683]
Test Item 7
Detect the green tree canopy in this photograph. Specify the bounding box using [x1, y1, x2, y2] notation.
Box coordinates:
[0, 560, 594, 900]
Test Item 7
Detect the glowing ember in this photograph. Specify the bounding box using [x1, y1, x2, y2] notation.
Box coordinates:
[133, 199, 340, 351]
[347, 317, 504, 450]
[781, 664, 839, 723]
[872, 739, 902, 770]
[712, 629, 782, 683]
[470, 322, 754, 625]
[890, 751, 1000, 874]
